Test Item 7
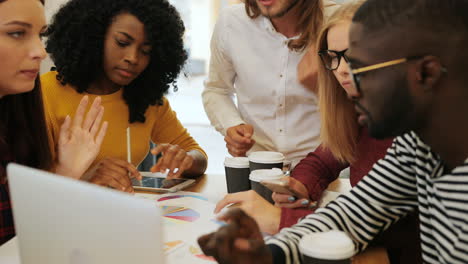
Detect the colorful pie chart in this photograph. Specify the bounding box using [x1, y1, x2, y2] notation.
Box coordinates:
[158, 194, 208, 202]
[160, 205, 200, 224]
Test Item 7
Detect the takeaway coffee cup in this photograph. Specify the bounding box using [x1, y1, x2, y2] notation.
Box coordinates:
[299, 231, 355, 264]
[224, 157, 251, 193]
[249, 168, 284, 204]
[248, 151, 284, 172]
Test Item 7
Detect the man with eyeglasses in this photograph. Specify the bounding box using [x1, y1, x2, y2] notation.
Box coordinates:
[198, 0, 468, 263]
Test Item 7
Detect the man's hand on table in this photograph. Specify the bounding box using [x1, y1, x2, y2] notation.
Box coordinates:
[198, 208, 273, 264]
[225, 124, 255, 156]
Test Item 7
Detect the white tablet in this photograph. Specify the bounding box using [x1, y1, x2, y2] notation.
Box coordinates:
[132, 172, 195, 193]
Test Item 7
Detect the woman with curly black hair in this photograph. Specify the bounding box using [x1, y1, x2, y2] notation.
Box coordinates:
[41, 0, 208, 192]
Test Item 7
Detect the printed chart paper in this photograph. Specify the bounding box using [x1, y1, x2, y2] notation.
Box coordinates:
[135, 192, 224, 263]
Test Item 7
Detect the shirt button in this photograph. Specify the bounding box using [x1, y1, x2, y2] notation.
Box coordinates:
[279, 129, 283, 132]
[279, 104, 283, 107]
[280, 74, 283, 78]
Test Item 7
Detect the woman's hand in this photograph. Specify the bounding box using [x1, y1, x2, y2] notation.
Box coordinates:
[87, 157, 141, 193]
[215, 190, 281, 235]
[56, 96, 108, 179]
[272, 177, 317, 209]
[150, 144, 194, 179]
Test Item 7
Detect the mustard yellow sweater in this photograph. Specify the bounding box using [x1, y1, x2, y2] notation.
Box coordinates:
[41, 71, 206, 167]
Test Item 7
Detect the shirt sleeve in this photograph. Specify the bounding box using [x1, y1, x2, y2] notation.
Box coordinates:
[267, 135, 419, 264]
[323, 0, 341, 17]
[279, 207, 316, 230]
[202, 10, 245, 135]
[151, 98, 207, 159]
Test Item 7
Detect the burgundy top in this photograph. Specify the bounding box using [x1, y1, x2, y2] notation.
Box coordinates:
[280, 128, 393, 229]
[0, 152, 15, 245]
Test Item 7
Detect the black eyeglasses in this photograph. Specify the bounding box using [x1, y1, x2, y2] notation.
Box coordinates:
[318, 49, 349, 71]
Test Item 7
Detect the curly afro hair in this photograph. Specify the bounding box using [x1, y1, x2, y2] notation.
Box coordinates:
[46, 0, 187, 123]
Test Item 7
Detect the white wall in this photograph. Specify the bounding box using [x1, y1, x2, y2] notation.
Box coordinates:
[41, 0, 70, 73]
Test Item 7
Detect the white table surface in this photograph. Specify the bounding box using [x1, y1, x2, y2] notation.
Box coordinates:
[0, 179, 351, 263]
[0, 237, 19, 264]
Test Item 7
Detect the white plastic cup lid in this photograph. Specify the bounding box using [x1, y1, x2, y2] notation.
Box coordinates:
[224, 157, 250, 168]
[299, 231, 355, 260]
[248, 151, 285, 164]
[249, 168, 284, 182]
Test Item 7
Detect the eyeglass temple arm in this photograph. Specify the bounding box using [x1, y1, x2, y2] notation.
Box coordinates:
[351, 58, 407, 74]
[352, 56, 448, 75]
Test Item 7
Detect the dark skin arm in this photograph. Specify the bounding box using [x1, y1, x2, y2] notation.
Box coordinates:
[150, 144, 207, 179]
[182, 149, 208, 178]
[198, 208, 273, 264]
[86, 157, 141, 193]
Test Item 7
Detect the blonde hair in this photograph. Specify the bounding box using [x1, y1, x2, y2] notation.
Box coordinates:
[244, 0, 324, 51]
[317, 0, 366, 163]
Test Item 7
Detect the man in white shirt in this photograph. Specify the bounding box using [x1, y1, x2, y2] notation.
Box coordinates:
[203, 0, 337, 167]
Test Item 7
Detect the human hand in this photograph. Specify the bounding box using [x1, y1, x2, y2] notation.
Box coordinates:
[225, 124, 255, 156]
[150, 144, 193, 179]
[56, 96, 108, 179]
[198, 208, 273, 264]
[87, 157, 141, 193]
[215, 190, 280, 235]
[272, 177, 317, 209]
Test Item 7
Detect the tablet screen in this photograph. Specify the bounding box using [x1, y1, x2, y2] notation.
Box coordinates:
[134, 176, 188, 189]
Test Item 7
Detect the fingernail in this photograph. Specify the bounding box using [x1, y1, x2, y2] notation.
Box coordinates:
[301, 200, 309, 206]
[288, 196, 296, 202]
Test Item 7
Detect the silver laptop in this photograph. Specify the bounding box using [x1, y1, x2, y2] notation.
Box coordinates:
[7, 163, 163, 264]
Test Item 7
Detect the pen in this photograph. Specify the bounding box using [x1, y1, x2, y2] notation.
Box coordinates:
[126, 127, 132, 165]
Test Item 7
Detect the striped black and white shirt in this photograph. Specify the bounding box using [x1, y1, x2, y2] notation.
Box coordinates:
[267, 132, 468, 264]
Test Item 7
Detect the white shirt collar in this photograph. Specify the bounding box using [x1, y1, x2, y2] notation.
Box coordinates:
[260, 15, 301, 41]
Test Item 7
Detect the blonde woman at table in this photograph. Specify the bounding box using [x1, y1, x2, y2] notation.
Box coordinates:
[41, 0, 208, 193]
[214, 1, 421, 262]
[0, 0, 108, 245]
